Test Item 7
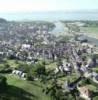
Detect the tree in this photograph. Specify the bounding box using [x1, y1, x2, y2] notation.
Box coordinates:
[0, 75, 7, 93]
[27, 62, 46, 80]
[17, 63, 30, 73]
[57, 35, 70, 43]
[65, 23, 80, 37]
[43, 79, 63, 100]
[43, 78, 76, 100]
[93, 96, 98, 100]
[0, 64, 12, 73]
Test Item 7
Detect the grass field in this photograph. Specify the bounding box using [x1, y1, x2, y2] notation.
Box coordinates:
[81, 27, 98, 39]
[0, 59, 52, 100]
[83, 27, 98, 33]
[46, 62, 57, 70]
[1, 74, 51, 100]
[6, 59, 26, 68]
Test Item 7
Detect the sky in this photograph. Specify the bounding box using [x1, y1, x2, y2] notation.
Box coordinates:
[0, 0, 98, 13]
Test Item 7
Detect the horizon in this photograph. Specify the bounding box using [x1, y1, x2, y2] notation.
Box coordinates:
[0, 0, 98, 21]
[0, 11, 98, 21]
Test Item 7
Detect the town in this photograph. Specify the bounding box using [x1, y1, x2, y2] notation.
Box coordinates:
[0, 18, 98, 100]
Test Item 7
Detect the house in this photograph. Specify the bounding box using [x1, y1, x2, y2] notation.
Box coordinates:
[12, 70, 27, 79]
[63, 63, 72, 74]
[91, 72, 98, 83]
[21, 44, 31, 49]
[65, 77, 82, 91]
[0, 52, 4, 56]
[81, 43, 88, 47]
[64, 80, 76, 91]
[21, 73, 27, 80]
[12, 70, 22, 75]
[77, 86, 91, 100]
[80, 65, 88, 73]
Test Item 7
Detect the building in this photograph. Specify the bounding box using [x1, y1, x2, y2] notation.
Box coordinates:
[77, 86, 91, 100]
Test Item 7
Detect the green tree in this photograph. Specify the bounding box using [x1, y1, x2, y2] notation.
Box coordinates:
[0, 75, 7, 93]
[27, 62, 46, 80]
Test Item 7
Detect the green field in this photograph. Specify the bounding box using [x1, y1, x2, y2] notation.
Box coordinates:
[0, 59, 54, 100]
[82, 27, 98, 33]
[81, 27, 98, 38]
[1, 74, 51, 100]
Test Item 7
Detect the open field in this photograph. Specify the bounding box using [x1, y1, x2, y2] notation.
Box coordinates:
[0, 59, 58, 100]
[1, 74, 51, 100]
[81, 27, 98, 39]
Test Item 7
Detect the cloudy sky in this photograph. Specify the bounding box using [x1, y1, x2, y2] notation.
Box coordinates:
[0, 0, 97, 13]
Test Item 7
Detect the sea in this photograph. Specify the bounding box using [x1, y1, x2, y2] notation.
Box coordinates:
[0, 11, 98, 21]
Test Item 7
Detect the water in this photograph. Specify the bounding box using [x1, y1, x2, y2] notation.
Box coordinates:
[52, 21, 65, 35]
[0, 11, 98, 21]
[78, 35, 98, 46]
